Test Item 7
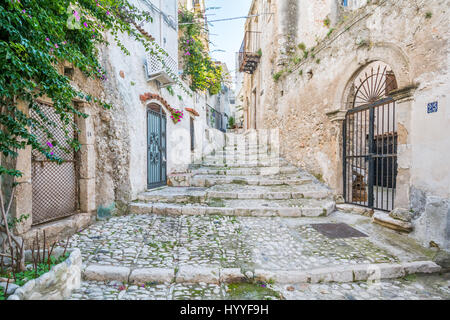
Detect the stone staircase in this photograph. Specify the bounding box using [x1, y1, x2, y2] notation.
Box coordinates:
[129, 130, 336, 218]
[73, 131, 441, 294]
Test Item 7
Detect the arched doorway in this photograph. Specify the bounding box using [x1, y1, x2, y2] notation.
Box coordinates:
[343, 62, 398, 211]
[147, 103, 167, 189]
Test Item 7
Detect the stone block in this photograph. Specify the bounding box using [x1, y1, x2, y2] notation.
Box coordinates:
[378, 263, 405, 279]
[129, 203, 153, 214]
[181, 206, 206, 215]
[129, 268, 174, 284]
[373, 211, 413, 232]
[84, 265, 130, 282]
[79, 144, 96, 179]
[79, 178, 96, 212]
[12, 182, 32, 234]
[76, 114, 95, 145]
[15, 145, 32, 183]
[403, 261, 441, 275]
[389, 207, 414, 222]
[220, 268, 246, 283]
[176, 266, 220, 284]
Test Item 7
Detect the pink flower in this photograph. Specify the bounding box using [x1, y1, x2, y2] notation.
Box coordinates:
[54, 43, 59, 48]
[22, 9, 26, 13]
[45, 37, 50, 41]
[46, 142, 53, 148]
[73, 10, 80, 21]
[106, 11, 110, 16]
[83, 22, 88, 28]
[50, 152, 54, 156]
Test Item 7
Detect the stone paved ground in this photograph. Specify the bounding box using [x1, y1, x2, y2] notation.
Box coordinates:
[66, 210, 450, 300]
[69, 213, 400, 272]
[68, 132, 448, 300]
[70, 273, 450, 300]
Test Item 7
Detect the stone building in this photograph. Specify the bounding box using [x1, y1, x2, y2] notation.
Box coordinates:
[3, 0, 225, 246]
[239, 0, 450, 250]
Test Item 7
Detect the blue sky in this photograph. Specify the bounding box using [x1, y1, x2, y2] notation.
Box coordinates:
[205, 0, 253, 81]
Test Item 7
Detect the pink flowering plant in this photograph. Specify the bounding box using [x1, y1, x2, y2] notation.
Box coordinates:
[170, 109, 184, 124]
[178, 6, 223, 95]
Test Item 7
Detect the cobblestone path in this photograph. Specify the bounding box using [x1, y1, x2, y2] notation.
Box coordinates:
[70, 273, 450, 300]
[69, 131, 446, 300]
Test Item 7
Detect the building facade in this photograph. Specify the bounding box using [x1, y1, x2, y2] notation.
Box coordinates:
[239, 0, 450, 250]
[6, 0, 226, 246]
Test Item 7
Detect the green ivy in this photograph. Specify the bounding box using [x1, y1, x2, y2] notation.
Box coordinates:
[0, 0, 185, 178]
[178, 7, 223, 95]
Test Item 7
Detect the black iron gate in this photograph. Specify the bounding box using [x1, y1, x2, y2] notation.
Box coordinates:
[343, 66, 398, 211]
[147, 104, 167, 189]
[31, 103, 79, 225]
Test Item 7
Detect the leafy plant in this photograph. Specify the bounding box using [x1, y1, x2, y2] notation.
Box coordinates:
[425, 11, 432, 19]
[323, 17, 330, 28]
[178, 6, 223, 95]
[0, 0, 187, 182]
[227, 116, 235, 129]
[273, 70, 284, 82]
[170, 109, 184, 124]
[256, 48, 262, 57]
[327, 28, 335, 37]
[297, 42, 306, 51]
[166, 85, 175, 96]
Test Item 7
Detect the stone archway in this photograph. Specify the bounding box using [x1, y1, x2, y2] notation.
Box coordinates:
[342, 61, 399, 211]
[327, 43, 415, 210]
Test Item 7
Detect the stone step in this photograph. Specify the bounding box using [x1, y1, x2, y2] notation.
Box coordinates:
[129, 198, 335, 217]
[191, 166, 299, 176]
[137, 187, 207, 203]
[83, 261, 442, 285]
[206, 184, 332, 200]
[218, 152, 273, 158]
[201, 159, 289, 167]
[137, 184, 331, 203]
[190, 174, 313, 187]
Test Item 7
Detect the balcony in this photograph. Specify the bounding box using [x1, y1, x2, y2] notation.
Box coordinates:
[238, 31, 261, 74]
[145, 49, 178, 87]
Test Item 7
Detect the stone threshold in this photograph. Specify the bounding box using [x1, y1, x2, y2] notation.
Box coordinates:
[336, 204, 413, 233]
[83, 261, 441, 285]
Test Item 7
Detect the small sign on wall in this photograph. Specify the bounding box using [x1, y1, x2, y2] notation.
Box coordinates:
[427, 101, 438, 114]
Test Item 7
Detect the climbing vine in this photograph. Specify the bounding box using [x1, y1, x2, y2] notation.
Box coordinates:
[0, 0, 187, 179]
[178, 7, 223, 95]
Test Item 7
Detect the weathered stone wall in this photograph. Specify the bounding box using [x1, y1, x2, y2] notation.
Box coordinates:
[243, 0, 450, 249]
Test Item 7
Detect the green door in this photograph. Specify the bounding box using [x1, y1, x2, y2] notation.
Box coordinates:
[147, 104, 167, 189]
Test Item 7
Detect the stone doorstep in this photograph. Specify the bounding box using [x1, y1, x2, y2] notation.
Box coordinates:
[81, 261, 441, 285]
[336, 203, 374, 217]
[372, 211, 413, 233]
[128, 202, 335, 217]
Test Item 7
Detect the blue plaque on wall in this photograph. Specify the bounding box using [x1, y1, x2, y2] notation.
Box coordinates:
[427, 101, 438, 114]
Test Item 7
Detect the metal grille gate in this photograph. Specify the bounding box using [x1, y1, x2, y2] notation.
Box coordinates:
[343, 65, 398, 211]
[147, 104, 167, 189]
[31, 103, 79, 225]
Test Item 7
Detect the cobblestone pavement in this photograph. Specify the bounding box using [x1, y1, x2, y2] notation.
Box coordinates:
[70, 273, 450, 300]
[69, 214, 399, 271]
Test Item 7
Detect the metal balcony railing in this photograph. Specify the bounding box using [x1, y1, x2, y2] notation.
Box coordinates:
[145, 50, 178, 87]
[238, 31, 261, 74]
